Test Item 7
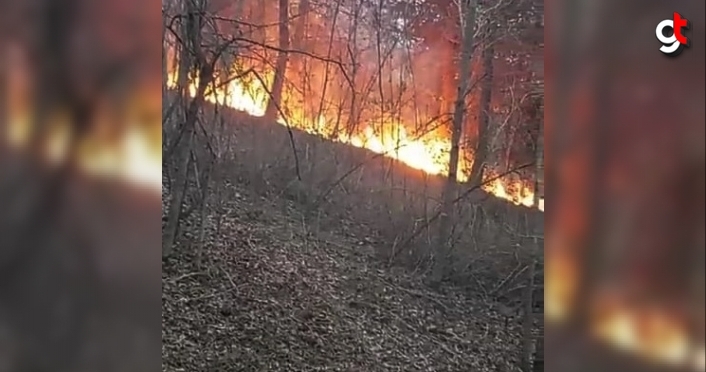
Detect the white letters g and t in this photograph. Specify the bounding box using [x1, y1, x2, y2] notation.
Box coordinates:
[656, 19, 680, 54]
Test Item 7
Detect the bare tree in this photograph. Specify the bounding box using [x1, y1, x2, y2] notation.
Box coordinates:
[291, 0, 310, 59]
[265, 0, 290, 120]
[162, 0, 226, 257]
[468, 22, 494, 186]
[523, 128, 544, 370]
[432, 0, 477, 284]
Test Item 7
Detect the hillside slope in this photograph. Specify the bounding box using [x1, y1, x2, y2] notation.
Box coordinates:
[162, 183, 524, 371]
[169, 99, 543, 258]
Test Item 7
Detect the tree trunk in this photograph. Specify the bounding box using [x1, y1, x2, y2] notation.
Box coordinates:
[438, 38, 457, 123]
[534, 98, 544, 209]
[162, 2, 213, 258]
[468, 25, 494, 186]
[162, 120, 193, 259]
[432, 0, 476, 284]
[194, 158, 213, 268]
[291, 0, 309, 52]
[521, 259, 538, 372]
[290, 0, 309, 94]
[265, 0, 290, 120]
[523, 175, 544, 372]
[162, 15, 168, 102]
[346, 2, 361, 137]
[162, 69, 211, 258]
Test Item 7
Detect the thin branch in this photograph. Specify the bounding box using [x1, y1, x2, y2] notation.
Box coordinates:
[312, 113, 452, 207]
[398, 162, 535, 248]
[234, 37, 354, 92]
[249, 70, 303, 181]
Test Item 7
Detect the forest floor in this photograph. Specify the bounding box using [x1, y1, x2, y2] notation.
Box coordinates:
[162, 183, 524, 372]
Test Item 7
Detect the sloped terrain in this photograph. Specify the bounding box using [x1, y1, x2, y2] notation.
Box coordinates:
[162, 184, 525, 371]
[166, 98, 542, 293]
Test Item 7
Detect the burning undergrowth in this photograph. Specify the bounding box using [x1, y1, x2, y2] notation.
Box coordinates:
[162, 83, 545, 368]
[165, 96, 543, 290]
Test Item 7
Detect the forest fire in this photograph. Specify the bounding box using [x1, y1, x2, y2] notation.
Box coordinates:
[4, 95, 162, 191]
[4, 42, 163, 192]
[77, 125, 162, 190]
[167, 70, 541, 210]
[546, 252, 705, 371]
[6, 117, 162, 191]
[593, 296, 705, 370]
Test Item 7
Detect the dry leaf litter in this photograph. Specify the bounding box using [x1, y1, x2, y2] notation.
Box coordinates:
[163, 186, 524, 371]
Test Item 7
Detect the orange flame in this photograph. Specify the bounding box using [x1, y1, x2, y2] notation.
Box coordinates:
[4, 41, 162, 191]
[5, 90, 162, 191]
[593, 296, 704, 370]
[546, 250, 705, 371]
[168, 69, 543, 210]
